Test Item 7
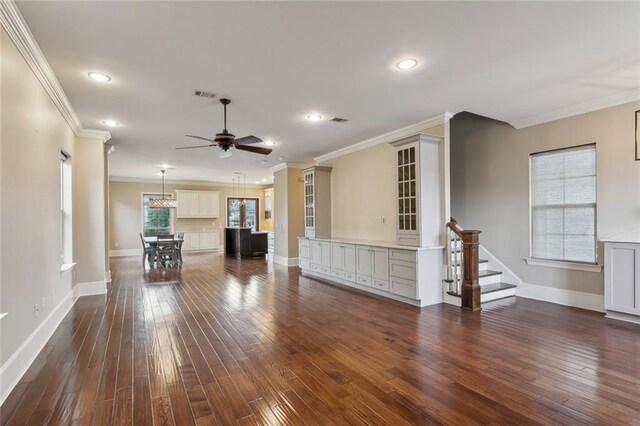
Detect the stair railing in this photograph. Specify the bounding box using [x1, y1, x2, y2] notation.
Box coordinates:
[445, 217, 482, 311]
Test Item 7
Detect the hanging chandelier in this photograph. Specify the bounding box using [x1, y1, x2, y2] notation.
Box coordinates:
[149, 169, 177, 208]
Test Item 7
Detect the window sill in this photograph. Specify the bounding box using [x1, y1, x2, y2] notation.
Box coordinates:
[60, 262, 77, 276]
[525, 258, 602, 273]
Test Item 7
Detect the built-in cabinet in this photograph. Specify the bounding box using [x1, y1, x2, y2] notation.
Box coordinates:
[264, 188, 273, 219]
[303, 166, 332, 238]
[175, 190, 220, 218]
[180, 231, 220, 251]
[390, 134, 443, 247]
[299, 237, 442, 307]
[604, 239, 640, 324]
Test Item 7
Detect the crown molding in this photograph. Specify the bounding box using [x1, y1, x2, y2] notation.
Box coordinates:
[269, 162, 310, 173]
[78, 129, 112, 143]
[510, 88, 640, 129]
[0, 0, 84, 134]
[314, 112, 455, 163]
[109, 176, 269, 188]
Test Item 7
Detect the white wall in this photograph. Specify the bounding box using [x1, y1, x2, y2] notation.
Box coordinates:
[450, 103, 640, 296]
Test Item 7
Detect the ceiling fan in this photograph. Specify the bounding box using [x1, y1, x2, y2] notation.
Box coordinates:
[176, 98, 272, 158]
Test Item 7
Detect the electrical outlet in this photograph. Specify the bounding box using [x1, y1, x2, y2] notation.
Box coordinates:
[34, 304, 39, 316]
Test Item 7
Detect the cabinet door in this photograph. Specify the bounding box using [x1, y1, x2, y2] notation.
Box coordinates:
[200, 232, 218, 249]
[310, 241, 323, 265]
[605, 243, 640, 315]
[320, 242, 331, 268]
[198, 192, 219, 218]
[178, 192, 199, 218]
[183, 232, 200, 250]
[331, 243, 344, 271]
[343, 244, 356, 273]
[356, 246, 372, 276]
[371, 247, 389, 280]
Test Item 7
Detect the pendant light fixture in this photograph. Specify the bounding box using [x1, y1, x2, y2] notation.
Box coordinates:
[149, 169, 177, 208]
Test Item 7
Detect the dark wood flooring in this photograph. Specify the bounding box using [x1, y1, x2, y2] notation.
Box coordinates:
[2, 252, 639, 425]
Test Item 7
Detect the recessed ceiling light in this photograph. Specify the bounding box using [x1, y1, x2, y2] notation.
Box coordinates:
[261, 178, 267, 182]
[255, 181, 260, 184]
[261, 160, 267, 164]
[396, 59, 418, 70]
[88, 72, 111, 82]
[102, 120, 119, 127]
[306, 114, 323, 122]
[264, 140, 275, 146]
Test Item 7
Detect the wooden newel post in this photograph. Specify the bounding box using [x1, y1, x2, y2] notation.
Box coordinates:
[461, 230, 481, 311]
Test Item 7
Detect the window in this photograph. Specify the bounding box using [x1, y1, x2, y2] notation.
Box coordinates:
[143, 193, 173, 237]
[60, 152, 72, 263]
[530, 144, 596, 263]
[227, 197, 259, 231]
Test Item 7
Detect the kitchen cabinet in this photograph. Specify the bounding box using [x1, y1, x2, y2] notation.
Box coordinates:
[176, 190, 220, 218]
[179, 230, 220, 251]
[303, 166, 332, 238]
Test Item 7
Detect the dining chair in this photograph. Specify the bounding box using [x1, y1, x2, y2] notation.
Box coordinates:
[139, 233, 154, 268]
[155, 234, 177, 267]
[175, 232, 185, 264]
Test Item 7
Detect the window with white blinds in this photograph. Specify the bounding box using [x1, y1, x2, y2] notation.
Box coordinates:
[530, 144, 596, 263]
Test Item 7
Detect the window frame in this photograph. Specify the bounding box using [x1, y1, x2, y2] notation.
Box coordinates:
[528, 143, 598, 266]
[141, 192, 174, 237]
[226, 196, 260, 231]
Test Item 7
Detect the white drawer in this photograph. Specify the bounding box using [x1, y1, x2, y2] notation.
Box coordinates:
[331, 269, 344, 279]
[372, 279, 389, 292]
[320, 266, 331, 275]
[299, 258, 310, 270]
[343, 272, 355, 283]
[305, 229, 316, 238]
[390, 277, 417, 299]
[397, 234, 419, 247]
[389, 259, 417, 281]
[310, 263, 321, 273]
[389, 249, 416, 263]
[356, 275, 371, 286]
[299, 245, 310, 259]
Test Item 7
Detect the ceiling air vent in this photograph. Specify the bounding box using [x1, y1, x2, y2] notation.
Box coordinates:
[330, 117, 349, 123]
[193, 89, 216, 99]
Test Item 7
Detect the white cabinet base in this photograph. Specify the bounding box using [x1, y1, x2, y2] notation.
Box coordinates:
[605, 310, 640, 325]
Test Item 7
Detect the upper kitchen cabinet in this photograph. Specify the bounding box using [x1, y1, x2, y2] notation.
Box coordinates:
[302, 166, 332, 238]
[390, 134, 443, 247]
[175, 190, 220, 218]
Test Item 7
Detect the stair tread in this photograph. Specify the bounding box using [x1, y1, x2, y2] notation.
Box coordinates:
[453, 259, 488, 266]
[479, 269, 502, 278]
[481, 282, 517, 294]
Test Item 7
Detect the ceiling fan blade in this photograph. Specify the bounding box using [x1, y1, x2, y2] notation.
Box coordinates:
[235, 135, 263, 145]
[185, 134, 216, 143]
[175, 144, 216, 150]
[235, 144, 272, 155]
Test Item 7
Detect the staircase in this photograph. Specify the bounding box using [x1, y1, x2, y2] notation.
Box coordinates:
[443, 218, 517, 309]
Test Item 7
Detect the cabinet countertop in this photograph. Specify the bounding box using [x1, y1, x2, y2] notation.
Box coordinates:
[298, 236, 444, 251]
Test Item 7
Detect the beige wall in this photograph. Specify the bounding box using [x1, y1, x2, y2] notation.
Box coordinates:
[321, 124, 444, 242]
[450, 103, 640, 295]
[74, 137, 107, 284]
[1, 27, 76, 363]
[272, 167, 305, 261]
[109, 180, 267, 251]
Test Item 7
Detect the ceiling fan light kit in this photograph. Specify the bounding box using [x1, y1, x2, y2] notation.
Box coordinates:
[177, 98, 273, 157]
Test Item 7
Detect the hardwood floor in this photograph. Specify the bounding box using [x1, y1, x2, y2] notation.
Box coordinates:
[2, 252, 639, 425]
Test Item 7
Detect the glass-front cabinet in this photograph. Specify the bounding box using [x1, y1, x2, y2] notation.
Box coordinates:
[302, 166, 332, 238]
[391, 134, 443, 247]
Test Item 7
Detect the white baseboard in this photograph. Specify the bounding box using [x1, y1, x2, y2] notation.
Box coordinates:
[0, 288, 77, 405]
[273, 255, 299, 267]
[605, 311, 640, 325]
[74, 280, 107, 297]
[517, 282, 604, 312]
[109, 248, 140, 257]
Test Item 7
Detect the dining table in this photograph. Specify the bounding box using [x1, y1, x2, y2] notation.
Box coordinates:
[144, 236, 184, 267]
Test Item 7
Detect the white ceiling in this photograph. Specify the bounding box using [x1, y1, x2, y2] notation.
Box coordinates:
[16, 1, 640, 183]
